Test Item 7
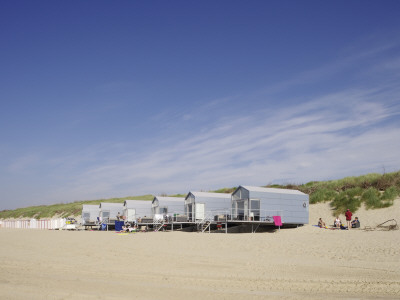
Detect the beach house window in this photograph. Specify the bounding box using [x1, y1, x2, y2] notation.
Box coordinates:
[102, 211, 110, 222]
[187, 203, 193, 220]
[250, 199, 260, 221]
[237, 201, 245, 220]
[83, 212, 90, 222]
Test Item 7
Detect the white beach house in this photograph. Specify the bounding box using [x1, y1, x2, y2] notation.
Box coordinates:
[231, 186, 309, 224]
[185, 191, 232, 222]
[99, 202, 124, 223]
[123, 200, 152, 222]
[151, 196, 185, 220]
[82, 204, 100, 225]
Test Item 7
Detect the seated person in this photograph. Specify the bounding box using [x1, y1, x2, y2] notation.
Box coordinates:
[334, 216, 341, 228]
[351, 217, 360, 228]
[126, 227, 135, 232]
[122, 225, 133, 232]
[318, 218, 326, 228]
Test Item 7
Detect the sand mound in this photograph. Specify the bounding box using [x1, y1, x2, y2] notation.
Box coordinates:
[309, 197, 400, 229]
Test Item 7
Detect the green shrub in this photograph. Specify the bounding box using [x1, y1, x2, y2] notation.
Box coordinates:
[381, 186, 399, 200]
[362, 188, 382, 209]
[330, 188, 362, 215]
[345, 187, 363, 198]
[376, 172, 400, 190]
[379, 186, 399, 208]
[310, 188, 337, 204]
[361, 186, 399, 209]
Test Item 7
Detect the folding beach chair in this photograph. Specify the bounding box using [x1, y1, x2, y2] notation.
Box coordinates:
[273, 216, 282, 230]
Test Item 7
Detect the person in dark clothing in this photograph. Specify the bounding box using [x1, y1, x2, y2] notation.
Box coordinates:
[351, 217, 360, 228]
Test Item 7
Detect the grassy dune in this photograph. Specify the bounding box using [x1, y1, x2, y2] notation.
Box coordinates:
[1, 171, 399, 219]
[289, 171, 400, 215]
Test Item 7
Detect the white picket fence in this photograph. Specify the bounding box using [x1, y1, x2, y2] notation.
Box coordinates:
[0, 218, 67, 230]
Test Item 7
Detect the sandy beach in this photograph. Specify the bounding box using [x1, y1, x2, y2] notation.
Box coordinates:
[1, 200, 399, 300]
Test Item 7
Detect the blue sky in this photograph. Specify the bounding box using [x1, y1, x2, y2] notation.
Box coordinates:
[1, 1, 400, 210]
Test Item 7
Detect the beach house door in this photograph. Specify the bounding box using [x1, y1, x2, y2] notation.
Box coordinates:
[237, 201, 245, 220]
[243, 200, 249, 220]
[195, 203, 205, 220]
[101, 211, 110, 223]
[82, 212, 90, 224]
[127, 209, 136, 222]
[186, 203, 193, 221]
[250, 199, 260, 221]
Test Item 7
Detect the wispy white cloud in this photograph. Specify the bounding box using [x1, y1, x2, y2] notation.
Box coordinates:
[3, 38, 400, 208]
[48, 82, 400, 202]
[255, 38, 400, 98]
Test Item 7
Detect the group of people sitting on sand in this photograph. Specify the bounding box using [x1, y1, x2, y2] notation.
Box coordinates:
[318, 209, 360, 230]
[121, 223, 138, 232]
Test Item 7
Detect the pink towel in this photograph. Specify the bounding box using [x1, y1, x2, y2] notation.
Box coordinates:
[273, 216, 282, 226]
